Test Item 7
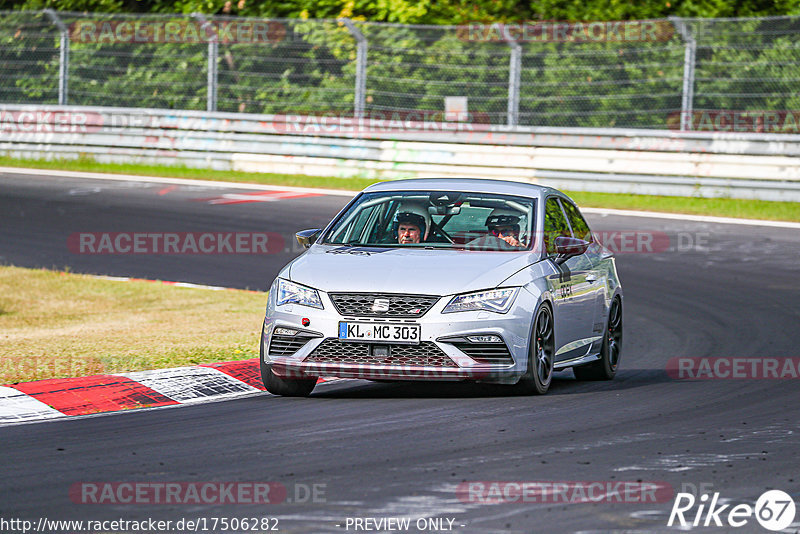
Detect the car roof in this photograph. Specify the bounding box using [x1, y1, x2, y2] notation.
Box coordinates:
[363, 178, 562, 200]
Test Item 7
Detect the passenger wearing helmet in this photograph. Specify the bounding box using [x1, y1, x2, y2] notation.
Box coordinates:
[485, 209, 523, 248]
[396, 212, 425, 244]
[394, 204, 431, 245]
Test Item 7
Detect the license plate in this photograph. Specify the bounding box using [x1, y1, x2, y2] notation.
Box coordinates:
[338, 322, 420, 344]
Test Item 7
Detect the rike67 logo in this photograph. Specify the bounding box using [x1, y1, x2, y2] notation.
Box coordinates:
[668, 489, 796, 531]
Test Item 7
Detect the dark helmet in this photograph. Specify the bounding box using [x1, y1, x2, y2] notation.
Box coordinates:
[395, 211, 426, 237]
[485, 212, 520, 236]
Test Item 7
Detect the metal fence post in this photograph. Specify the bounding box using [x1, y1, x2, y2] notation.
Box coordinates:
[670, 17, 696, 131]
[341, 18, 367, 118]
[207, 38, 219, 112]
[506, 40, 521, 127]
[44, 9, 69, 105]
[192, 13, 218, 112]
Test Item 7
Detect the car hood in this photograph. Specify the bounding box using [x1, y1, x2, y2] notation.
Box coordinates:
[288, 245, 538, 296]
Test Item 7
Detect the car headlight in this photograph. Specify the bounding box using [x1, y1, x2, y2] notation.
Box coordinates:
[276, 279, 323, 309]
[442, 288, 518, 314]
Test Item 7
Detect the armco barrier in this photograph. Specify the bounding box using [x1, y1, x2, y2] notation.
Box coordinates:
[1, 105, 799, 201]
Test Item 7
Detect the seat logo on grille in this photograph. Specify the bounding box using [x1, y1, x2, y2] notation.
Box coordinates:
[371, 298, 390, 312]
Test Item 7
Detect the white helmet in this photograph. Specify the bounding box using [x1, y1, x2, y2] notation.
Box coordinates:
[395, 202, 432, 240]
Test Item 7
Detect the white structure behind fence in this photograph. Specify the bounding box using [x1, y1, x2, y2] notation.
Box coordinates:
[2, 105, 799, 201]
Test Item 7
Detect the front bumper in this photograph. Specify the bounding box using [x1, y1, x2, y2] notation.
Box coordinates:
[263, 288, 538, 385]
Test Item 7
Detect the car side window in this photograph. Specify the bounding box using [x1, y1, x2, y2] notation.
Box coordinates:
[366, 201, 396, 243]
[543, 197, 571, 256]
[342, 204, 377, 243]
[561, 201, 592, 242]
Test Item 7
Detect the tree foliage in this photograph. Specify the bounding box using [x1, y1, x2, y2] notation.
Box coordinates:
[2, 2, 799, 129]
[1, 0, 799, 21]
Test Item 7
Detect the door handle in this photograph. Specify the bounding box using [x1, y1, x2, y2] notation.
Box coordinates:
[586, 275, 598, 283]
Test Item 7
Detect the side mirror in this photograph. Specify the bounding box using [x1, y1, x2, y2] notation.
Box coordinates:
[553, 236, 590, 265]
[296, 229, 321, 249]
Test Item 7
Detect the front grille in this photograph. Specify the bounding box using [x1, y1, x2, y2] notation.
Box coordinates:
[328, 293, 439, 318]
[268, 334, 317, 356]
[305, 338, 457, 367]
[450, 342, 514, 364]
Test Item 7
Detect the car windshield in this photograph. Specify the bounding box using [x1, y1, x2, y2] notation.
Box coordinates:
[321, 191, 536, 251]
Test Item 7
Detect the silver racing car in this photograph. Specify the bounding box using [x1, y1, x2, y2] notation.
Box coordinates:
[260, 178, 623, 396]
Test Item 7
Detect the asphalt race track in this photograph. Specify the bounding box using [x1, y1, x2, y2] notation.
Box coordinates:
[1, 171, 799, 533]
[0, 172, 349, 290]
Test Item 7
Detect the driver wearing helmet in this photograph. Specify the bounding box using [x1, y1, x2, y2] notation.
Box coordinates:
[394, 204, 431, 245]
[486, 210, 523, 248]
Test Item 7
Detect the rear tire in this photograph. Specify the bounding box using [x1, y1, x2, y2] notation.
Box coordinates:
[259, 323, 317, 397]
[573, 297, 622, 381]
[516, 304, 555, 395]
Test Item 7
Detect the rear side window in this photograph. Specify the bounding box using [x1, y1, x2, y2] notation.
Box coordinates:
[543, 197, 571, 255]
[561, 201, 592, 242]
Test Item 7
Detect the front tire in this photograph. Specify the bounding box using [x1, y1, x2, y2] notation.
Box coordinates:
[259, 324, 317, 397]
[573, 296, 622, 381]
[516, 304, 555, 395]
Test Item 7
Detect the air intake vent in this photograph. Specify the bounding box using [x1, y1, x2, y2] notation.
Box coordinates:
[329, 293, 439, 318]
[305, 339, 457, 367]
[268, 333, 319, 356]
[448, 340, 513, 364]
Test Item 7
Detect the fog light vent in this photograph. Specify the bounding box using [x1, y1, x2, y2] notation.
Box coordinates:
[466, 335, 503, 343]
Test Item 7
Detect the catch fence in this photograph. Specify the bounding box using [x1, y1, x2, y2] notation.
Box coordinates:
[2, 12, 800, 130]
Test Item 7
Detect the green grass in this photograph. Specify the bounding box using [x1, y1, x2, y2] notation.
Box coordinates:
[1, 155, 798, 221]
[565, 190, 800, 222]
[0, 155, 380, 192]
[0, 265, 266, 383]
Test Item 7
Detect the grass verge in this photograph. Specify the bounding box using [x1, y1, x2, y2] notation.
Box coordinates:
[0, 155, 380, 192]
[1, 155, 798, 222]
[0, 265, 265, 383]
[565, 190, 800, 222]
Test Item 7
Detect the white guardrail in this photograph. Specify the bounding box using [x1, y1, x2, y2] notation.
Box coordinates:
[1, 105, 800, 201]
